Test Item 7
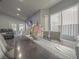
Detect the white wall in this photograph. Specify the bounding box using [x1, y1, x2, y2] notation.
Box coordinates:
[0, 14, 25, 28]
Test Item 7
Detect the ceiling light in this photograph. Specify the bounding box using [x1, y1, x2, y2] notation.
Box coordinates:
[17, 13, 20, 16]
[19, 0, 24, 2]
[17, 8, 21, 11]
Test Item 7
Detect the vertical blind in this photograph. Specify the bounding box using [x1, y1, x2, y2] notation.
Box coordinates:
[62, 6, 78, 36]
[50, 5, 78, 37]
[50, 12, 61, 32]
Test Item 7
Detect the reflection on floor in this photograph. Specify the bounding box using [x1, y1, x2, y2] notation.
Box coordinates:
[15, 37, 61, 59]
[6, 36, 77, 59]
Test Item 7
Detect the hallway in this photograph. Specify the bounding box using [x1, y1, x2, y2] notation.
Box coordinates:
[0, 0, 79, 59]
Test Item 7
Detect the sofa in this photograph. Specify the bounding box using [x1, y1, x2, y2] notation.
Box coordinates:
[0, 34, 14, 59]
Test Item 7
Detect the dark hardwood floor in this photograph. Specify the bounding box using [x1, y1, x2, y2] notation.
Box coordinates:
[7, 36, 61, 59]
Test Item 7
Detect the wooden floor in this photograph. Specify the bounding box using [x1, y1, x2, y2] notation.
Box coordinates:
[13, 36, 61, 59]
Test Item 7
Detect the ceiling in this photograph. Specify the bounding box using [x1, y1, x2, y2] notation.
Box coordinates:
[0, 0, 62, 21]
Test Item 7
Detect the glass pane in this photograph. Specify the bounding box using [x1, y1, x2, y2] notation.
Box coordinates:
[62, 6, 78, 37]
[50, 12, 61, 32]
[19, 24, 25, 35]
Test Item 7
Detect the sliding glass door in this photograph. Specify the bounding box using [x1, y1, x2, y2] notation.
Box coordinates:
[61, 5, 78, 41]
[50, 5, 78, 41]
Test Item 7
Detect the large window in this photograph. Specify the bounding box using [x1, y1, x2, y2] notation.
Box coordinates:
[11, 24, 17, 31]
[50, 12, 61, 32]
[50, 5, 78, 41]
[19, 24, 25, 35]
[62, 6, 78, 36]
